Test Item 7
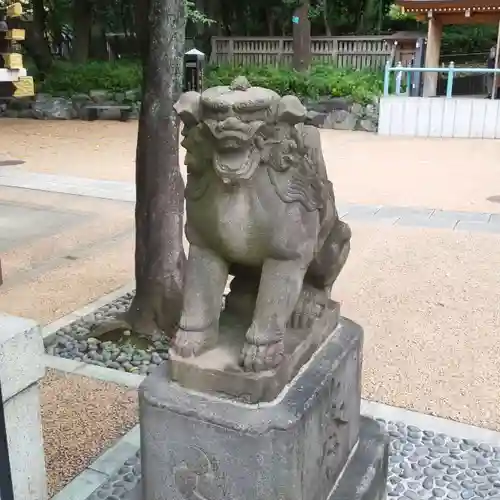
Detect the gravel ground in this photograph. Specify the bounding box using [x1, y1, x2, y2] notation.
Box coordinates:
[40, 369, 138, 497]
[86, 419, 500, 500]
[46, 291, 172, 375]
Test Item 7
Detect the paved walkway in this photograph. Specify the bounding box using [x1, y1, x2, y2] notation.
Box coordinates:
[2, 167, 500, 233]
[1, 120, 500, 433]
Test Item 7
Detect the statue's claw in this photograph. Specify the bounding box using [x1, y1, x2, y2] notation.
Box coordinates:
[239, 340, 284, 372]
[171, 329, 218, 358]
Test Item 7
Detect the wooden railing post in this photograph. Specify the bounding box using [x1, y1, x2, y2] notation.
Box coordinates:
[278, 37, 284, 66]
[228, 38, 234, 65]
[332, 38, 339, 67]
[210, 37, 217, 64]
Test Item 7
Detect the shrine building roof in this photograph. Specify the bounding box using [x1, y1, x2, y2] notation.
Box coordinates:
[397, 0, 500, 13]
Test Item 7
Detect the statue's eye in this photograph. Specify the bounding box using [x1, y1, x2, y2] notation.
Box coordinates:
[239, 109, 267, 122]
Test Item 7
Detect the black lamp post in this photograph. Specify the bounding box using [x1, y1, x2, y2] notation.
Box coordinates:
[0, 379, 14, 500]
[0, 259, 14, 499]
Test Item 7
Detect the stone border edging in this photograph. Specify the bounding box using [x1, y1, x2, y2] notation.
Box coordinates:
[50, 423, 140, 500]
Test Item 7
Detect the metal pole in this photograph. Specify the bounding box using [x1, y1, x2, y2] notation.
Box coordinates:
[0, 258, 14, 500]
[446, 62, 455, 98]
[491, 19, 500, 100]
[0, 378, 14, 500]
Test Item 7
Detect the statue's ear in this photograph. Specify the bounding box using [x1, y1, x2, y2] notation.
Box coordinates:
[277, 95, 306, 125]
[174, 91, 201, 128]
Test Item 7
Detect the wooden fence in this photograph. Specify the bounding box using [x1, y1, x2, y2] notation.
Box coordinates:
[210, 36, 400, 71]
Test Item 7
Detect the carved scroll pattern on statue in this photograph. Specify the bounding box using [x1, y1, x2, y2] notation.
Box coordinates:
[263, 127, 326, 213]
[174, 446, 229, 500]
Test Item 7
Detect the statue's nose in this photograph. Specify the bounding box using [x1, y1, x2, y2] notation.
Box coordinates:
[220, 116, 240, 129]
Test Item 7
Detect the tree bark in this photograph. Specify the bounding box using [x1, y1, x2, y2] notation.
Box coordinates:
[134, 0, 149, 58]
[125, 0, 186, 338]
[322, 0, 332, 36]
[22, 0, 52, 76]
[71, 0, 92, 63]
[293, 0, 311, 72]
[266, 9, 275, 36]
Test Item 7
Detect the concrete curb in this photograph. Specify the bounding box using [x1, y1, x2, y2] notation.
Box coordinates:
[44, 354, 145, 389]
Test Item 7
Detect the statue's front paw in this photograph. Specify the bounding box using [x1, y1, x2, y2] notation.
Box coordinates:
[171, 329, 218, 358]
[239, 340, 284, 372]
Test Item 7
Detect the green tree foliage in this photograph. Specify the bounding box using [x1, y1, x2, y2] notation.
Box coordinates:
[20, 0, 497, 75]
[21, 0, 395, 74]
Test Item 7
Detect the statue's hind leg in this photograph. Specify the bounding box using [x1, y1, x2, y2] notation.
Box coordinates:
[302, 219, 351, 301]
[289, 223, 350, 330]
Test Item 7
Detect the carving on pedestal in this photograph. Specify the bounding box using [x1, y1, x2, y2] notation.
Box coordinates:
[317, 349, 359, 485]
[320, 378, 348, 481]
[174, 446, 228, 500]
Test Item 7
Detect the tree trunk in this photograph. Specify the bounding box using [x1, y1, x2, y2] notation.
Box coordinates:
[90, 21, 108, 60]
[266, 10, 275, 36]
[125, 0, 186, 338]
[22, 0, 52, 76]
[134, 0, 149, 58]
[293, 0, 311, 72]
[322, 0, 332, 36]
[71, 0, 92, 63]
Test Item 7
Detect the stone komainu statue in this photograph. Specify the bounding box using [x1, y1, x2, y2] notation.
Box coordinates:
[173, 76, 351, 372]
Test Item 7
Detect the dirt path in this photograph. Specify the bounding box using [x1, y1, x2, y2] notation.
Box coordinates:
[41, 370, 138, 497]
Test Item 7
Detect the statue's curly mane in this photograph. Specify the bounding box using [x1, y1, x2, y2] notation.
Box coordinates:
[262, 124, 328, 213]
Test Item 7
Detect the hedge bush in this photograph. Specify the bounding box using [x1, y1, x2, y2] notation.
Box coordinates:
[205, 64, 384, 103]
[37, 60, 385, 104]
[39, 60, 142, 95]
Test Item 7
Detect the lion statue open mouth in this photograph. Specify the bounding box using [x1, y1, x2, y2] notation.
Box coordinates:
[173, 76, 351, 373]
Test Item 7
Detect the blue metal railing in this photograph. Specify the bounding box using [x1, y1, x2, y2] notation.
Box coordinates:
[383, 61, 500, 98]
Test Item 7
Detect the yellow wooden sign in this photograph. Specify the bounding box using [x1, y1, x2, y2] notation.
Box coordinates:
[6, 3, 22, 17]
[13, 76, 34, 97]
[6, 29, 25, 41]
[2, 53, 23, 69]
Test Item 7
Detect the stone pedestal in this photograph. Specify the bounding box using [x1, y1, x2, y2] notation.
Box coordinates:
[125, 318, 388, 500]
[0, 313, 47, 500]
